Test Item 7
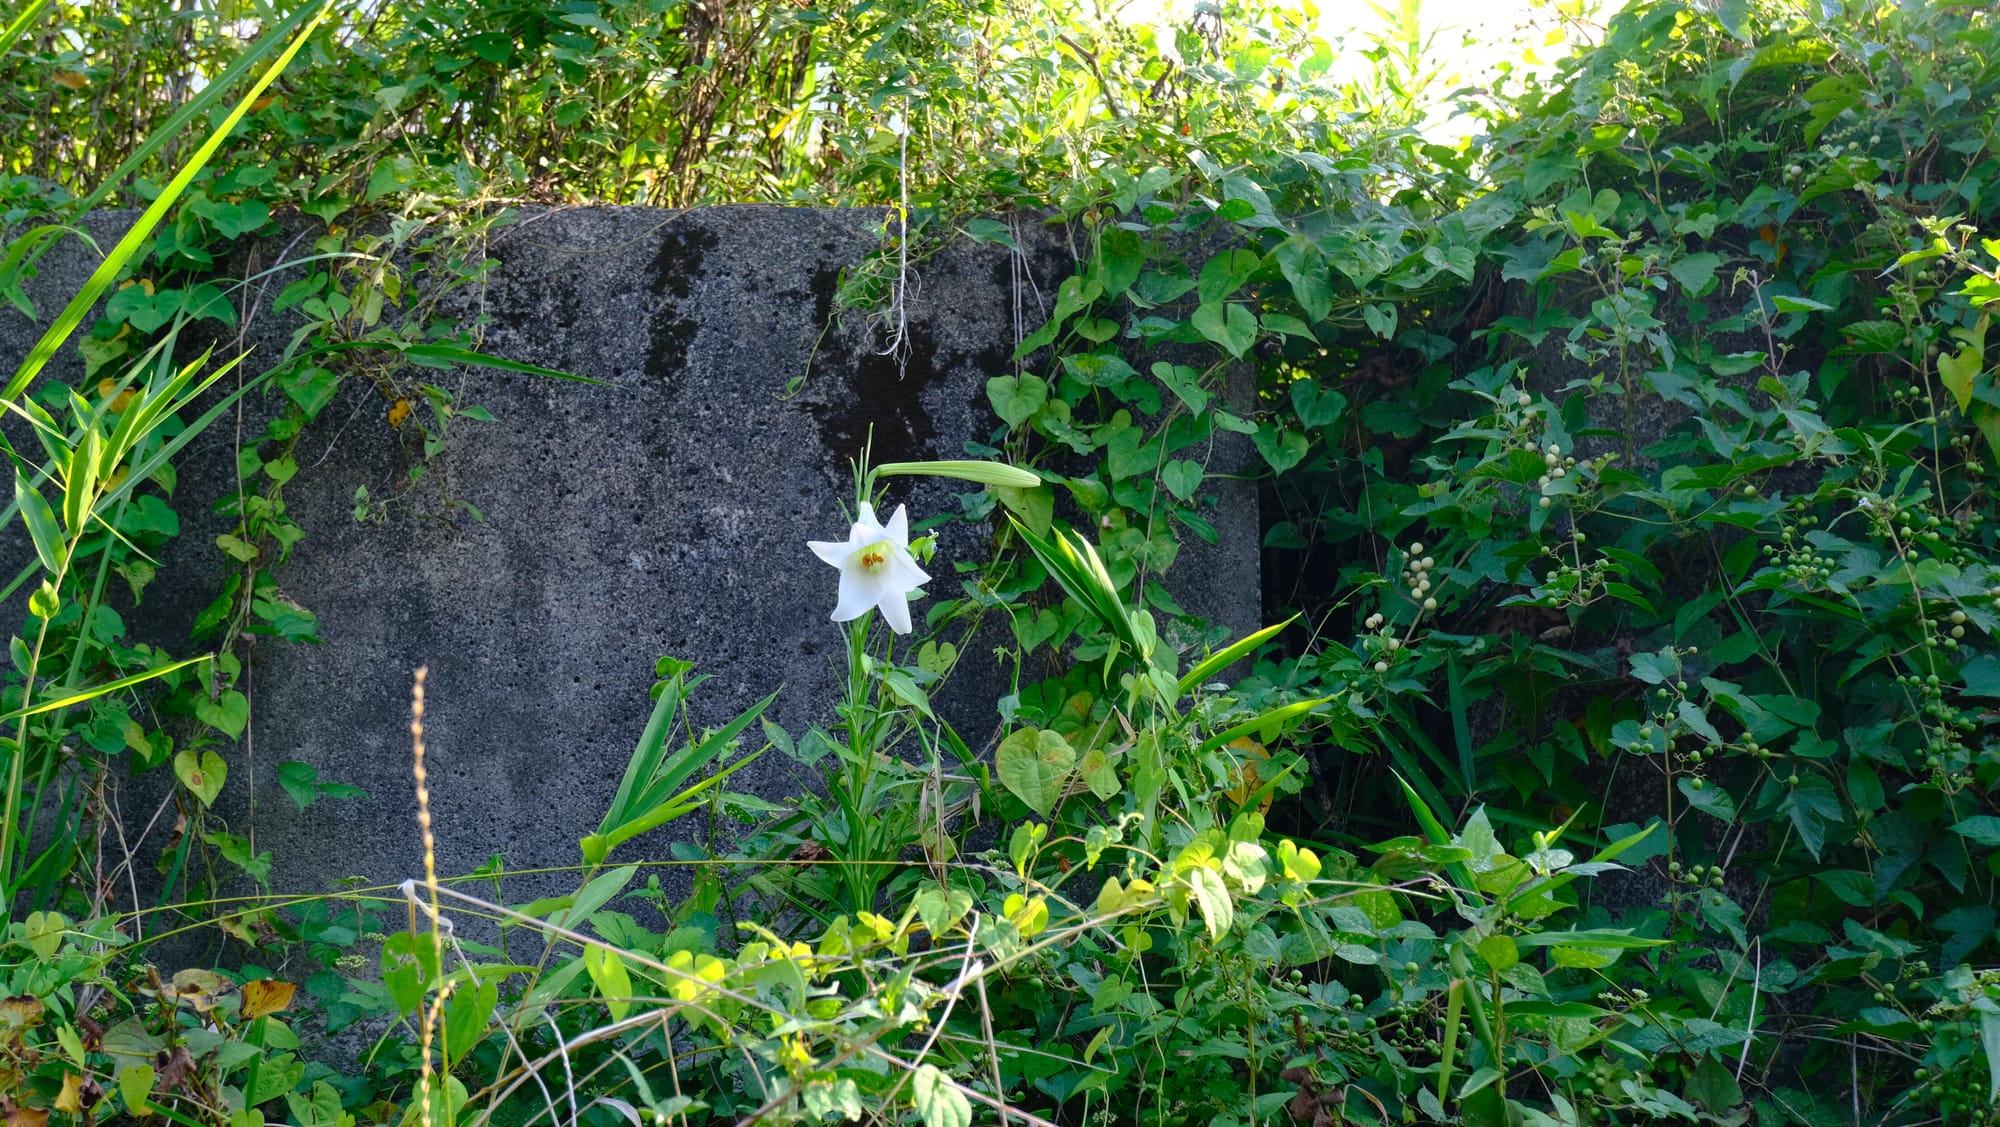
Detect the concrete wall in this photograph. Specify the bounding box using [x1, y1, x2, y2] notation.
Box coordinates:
[0, 206, 1262, 904]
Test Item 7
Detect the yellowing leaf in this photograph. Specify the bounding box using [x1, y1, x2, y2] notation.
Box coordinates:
[1223, 737, 1272, 814]
[1078, 746, 1121, 800]
[1277, 839, 1321, 883]
[54, 1071, 87, 1115]
[241, 979, 295, 1019]
[23, 911, 66, 959]
[583, 945, 632, 1020]
[388, 398, 413, 428]
[174, 748, 227, 807]
[1185, 866, 1234, 940]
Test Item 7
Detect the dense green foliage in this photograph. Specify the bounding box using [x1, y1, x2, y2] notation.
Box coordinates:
[7, 0, 2000, 1125]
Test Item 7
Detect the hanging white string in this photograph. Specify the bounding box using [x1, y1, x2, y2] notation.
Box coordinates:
[874, 105, 914, 377]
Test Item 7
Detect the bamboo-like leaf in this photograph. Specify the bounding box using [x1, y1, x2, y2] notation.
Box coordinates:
[312, 341, 603, 385]
[1178, 615, 1296, 698]
[0, 654, 211, 723]
[1393, 770, 1480, 906]
[61, 429, 100, 534]
[1009, 517, 1142, 655]
[6, 0, 336, 402]
[0, 0, 51, 59]
[1195, 696, 1331, 757]
[13, 472, 65, 574]
[60, 3, 322, 218]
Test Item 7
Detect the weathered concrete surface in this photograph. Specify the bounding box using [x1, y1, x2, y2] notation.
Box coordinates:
[0, 206, 1261, 904]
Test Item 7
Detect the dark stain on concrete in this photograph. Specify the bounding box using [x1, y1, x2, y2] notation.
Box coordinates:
[646, 224, 719, 387]
[801, 264, 943, 466]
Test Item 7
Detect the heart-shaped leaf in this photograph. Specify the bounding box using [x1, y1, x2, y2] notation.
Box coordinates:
[1192, 302, 1257, 358]
[1252, 424, 1309, 474]
[1276, 236, 1333, 322]
[1079, 746, 1121, 800]
[996, 728, 1076, 817]
[174, 749, 227, 808]
[1290, 380, 1347, 429]
[1362, 301, 1398, 341]
[1151, 362, 1209, 412]
[1196, 248, 1262, 304]
[986, 374, 1048, 427]
[196, 689, 249, 739]
[1160, 459, 1203, 501]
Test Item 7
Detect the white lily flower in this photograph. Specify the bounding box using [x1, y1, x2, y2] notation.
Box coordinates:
[807, 502, 930, 634]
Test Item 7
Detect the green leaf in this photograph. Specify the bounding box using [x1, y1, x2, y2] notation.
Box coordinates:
[1251, 424, 1308, 473]
[1192, 301, 1257, 357]
[963, 218, 1017, 248]
[27, 581, 59, 620]
[15, 472, 67, 574]
[1152, 362, 1208, 412]
[1160, 460, 1203, 501]
[1668, 252, 1723, 295]
[914, 884, 973, 938]
[1186, 866, 1234, 940]
[995, 728, 1076, 817]
[912, 1064, 972, 1127]
[986, 374, 1047, 428]
[1939, 317, 1989, 412]
[1477, 933, 1519, 972]
[1952, 816, 2000, 847]
[1985, 1011, 2000, 1106]
[1677, 776, 1736, 820]
[196, 689, 250, 739]
[1361, 302, 1397, 341]
[1179, 616, 1295, 697]
[1290, 380, 1346, 429]
[1276, 236, 1333, 322]
[992, 484, 1053, 536]
[277, 761, 320, 810]
[7, 1, 335, 404]
[174, 748, 227, 808]
[1197, 249, 1261, 304]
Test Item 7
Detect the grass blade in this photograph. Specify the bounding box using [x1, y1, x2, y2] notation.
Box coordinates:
[0, 0, 50, 59]
[0, 653, 211, 723]
[6, 0, 335, 402]
[1178, 615, 1295, 698]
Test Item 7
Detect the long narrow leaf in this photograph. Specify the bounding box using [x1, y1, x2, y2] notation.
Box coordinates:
[1392, 769, 1480, 904]
[1178, 615, 1296, 698]
[1195, 696, 1331, 757]
[13, 472, 63, 574]
[631, 690, 778, 811]
[0, 0, 51, 58]
[584, 750, 769, 862]
[598, 679, 686, 833]
[6, 0, 334, 401]
[63, 3, 324, 217]
[0, 654, 211, 723]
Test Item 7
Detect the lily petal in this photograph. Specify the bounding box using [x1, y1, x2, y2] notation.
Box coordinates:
[849, 502, 885, 544]
[878, 589, 913, 634]
[831, 566, 880, 622]
[807, 538, 852, 568]
[885, 551, 929, 591]
[884, 504, 910, 548]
